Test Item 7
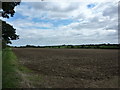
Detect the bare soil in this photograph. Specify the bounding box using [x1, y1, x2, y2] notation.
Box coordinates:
[13, 48, 119, 88]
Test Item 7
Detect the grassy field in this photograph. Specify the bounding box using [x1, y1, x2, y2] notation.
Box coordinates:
[13, 48, 119, 88]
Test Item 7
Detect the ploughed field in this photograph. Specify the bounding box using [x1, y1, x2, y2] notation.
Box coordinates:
[13, 48, 119, 88]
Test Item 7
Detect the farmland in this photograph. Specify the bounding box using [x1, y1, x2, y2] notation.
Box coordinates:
[13, 48, 119, 88]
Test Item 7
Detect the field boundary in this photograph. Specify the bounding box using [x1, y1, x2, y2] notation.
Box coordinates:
[2, 48, 36, 88]
[2, 48, 20, 88]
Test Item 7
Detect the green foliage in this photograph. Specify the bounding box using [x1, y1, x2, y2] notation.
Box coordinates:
[2, 48, 20, 88]
[2, 20, 19, 44]
[99, 45, 119, 49]
[2, 48, 36, 88]
[0, 1, 21, 48]
[1, 1, 21, 18]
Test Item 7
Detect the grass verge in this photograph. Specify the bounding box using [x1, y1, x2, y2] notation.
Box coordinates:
[2, 48, 43, 88]
[2, 48, 20, 88]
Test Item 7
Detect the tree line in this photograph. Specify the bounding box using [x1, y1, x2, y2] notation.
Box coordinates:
[12, 44, 120, 49]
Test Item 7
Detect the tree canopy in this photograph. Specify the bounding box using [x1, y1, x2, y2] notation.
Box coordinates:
[2, 20, 19, 44]
[1, 1, 20, 18]
[0, 1, 21, 48]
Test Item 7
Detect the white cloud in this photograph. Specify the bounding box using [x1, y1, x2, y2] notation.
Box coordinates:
[7, 1, 119, 46]
[7, 18, 53, 29]
[15, 1, 118, 21]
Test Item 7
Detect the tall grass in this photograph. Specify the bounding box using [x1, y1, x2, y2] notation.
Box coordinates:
[2, 48, 20, 88]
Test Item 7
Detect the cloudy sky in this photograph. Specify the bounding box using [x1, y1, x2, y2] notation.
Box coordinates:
[2, 0, 119, 46]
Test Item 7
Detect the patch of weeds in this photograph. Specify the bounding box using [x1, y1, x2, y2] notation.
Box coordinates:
[18, 65, 32, 73]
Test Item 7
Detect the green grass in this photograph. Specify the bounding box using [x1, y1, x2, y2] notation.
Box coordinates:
[2, 48, 20, 88]
[18, 64, 32, 73]
[99, 46, 119, 49]
[2, 47, 40, 88]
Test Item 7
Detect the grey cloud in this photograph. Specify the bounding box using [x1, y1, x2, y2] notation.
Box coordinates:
[103, 4, 118, 18]
[27, 2, 79, 12]
[10, 1, 119, 46]
[106, 25, 118, 30]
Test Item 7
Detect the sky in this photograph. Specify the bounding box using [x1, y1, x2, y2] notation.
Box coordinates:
[1, 0, 119, 46]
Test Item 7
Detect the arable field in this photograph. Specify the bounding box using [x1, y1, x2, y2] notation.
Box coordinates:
[13, 48, 119, 88]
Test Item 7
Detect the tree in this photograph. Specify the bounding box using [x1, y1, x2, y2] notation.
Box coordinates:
[2, 20, 19, 46]
[1, 1, 21, 18]
[0, 1, 21, 48]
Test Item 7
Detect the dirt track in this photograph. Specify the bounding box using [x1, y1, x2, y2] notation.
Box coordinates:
[13, 48, 119, 88]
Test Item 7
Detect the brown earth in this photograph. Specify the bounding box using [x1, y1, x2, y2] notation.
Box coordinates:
[13, 48, 119, 88]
